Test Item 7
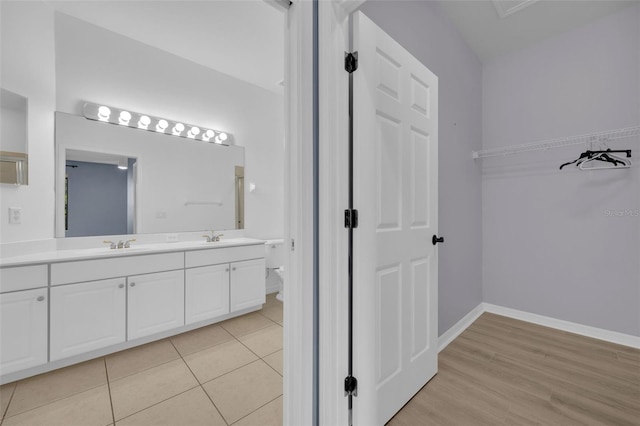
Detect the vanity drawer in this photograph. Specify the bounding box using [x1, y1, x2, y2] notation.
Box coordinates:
[0, 265, 48, 293]
[51, 253, 184, 285]
[186, 244, 264, 268]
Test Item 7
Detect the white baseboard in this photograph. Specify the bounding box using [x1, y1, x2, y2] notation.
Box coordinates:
[438, 303, 484, 352]
[483, 303, 640, 349]
[438, 302, 640, 352]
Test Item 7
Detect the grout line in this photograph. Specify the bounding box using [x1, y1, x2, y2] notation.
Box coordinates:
[168, 340, 229, 425]
[113, 385, 201, 424]
[200, 384, 229, 426]
[103, 358, 116, 426]
[229, 394, 283, 425]
[106, 341, 182, 383]
[198, 358, 263, 387]
[2, 361, 108, 420]
[168, 341, 202, 386]
[1, 383, 17, 424]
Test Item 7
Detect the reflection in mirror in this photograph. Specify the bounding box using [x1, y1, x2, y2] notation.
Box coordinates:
[55, 112, 244, 237]
[0, 88, 29, 185]
[235, 166, 245, 229]
[65, 150, 137, 237]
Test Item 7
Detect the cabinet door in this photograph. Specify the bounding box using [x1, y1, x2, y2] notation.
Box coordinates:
[230, 258, 266, 311]
[50, 278, 126, 361]
[185, 265, 230, 325]
[0, 288, 48, 375]
[128, 270, 184, 340]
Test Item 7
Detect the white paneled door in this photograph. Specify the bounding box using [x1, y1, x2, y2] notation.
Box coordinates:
[353, 11, 439, 425]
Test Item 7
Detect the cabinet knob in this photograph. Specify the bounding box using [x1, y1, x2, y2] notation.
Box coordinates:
[225, 268, 229, 272]
[130, 282, 136, 287]
[37, 296, 45, 302]
[232, 267, 236, 271]
[119, 283, 125, 289]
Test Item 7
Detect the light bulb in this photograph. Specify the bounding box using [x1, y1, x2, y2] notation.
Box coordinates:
[138, 115, 151, 129]
[98, 106, 111, 121]
[203, 130, 215, 142]
[187, 126, 200, 139]
[119, 110, 132, 126]
[156, 119, 168, 132]
[172, 123, 185, 135]
[214, 132, 228, 144]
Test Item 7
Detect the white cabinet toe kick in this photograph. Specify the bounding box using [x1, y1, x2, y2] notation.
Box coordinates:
[0, 243, 266, 384]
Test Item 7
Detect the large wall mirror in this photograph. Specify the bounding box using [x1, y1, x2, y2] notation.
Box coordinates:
[55, 112, 244, 237]
[0, 88, 29, 185]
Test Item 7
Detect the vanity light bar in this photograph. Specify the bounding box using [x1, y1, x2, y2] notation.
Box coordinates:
[83, 102, 232, 145]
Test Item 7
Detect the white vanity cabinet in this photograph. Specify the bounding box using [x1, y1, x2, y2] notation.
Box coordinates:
[0, 265, 49, 376]
[1, 240, 266, 383]
[0, 288, 48, 375]
[185, 244, 265, 320]
[50, 278, 126, 361]
[128, 270, 185, 340]
[230, 258, 266, 311]
[185, 265, 230, 324]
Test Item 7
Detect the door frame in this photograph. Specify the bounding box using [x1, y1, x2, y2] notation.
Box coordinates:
[284, 0, 364, 424]
[316, 1, 365, 425]
[282, 0, 317, 424]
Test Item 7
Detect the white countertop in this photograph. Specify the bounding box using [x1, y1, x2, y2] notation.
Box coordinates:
[0, 238, 266, 267]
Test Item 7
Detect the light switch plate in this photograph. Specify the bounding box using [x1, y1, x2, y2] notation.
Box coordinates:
[8, 207, 22, 224]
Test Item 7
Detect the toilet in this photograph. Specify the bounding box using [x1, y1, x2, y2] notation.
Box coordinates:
[265, 239, 285, 302]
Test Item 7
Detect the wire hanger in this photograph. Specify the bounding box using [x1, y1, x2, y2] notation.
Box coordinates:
[560, 149, 632, 171]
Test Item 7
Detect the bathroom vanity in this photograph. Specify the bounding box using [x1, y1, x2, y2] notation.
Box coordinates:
[0, 238, 266, 383]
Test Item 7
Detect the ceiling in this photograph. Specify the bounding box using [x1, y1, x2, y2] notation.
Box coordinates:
[437, 0, 638, 61]
[47, 0, 285, 94]
[45, 0, 636, 90]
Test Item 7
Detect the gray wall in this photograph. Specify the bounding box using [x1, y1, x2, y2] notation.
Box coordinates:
[66, 160, 129, 237]
[482, 5, 640, 336]
[361, 1, 484, 335]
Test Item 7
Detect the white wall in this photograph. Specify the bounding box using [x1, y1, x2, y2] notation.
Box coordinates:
[1, 5, 284, 245]
[482, 5, 640, 336]
[0, 1, 56, 243]
[55, 12, 284, 241]
[361, 1, 484, 336]
[1, 94, 28, 153]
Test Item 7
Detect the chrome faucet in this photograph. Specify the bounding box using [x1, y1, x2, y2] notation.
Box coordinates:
[124, 239, 136, 248]
[203, 231, 224, 242]
[103, 240, 117, 249]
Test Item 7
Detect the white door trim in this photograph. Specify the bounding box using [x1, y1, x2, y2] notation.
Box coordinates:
[317, 1, 361, 424]
[284, 1, 315, 424]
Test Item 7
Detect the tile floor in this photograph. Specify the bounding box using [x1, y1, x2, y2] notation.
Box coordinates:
[0, 294, 283, 426]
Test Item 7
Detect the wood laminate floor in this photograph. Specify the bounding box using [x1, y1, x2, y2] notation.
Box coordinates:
[389, 313, 640, 426]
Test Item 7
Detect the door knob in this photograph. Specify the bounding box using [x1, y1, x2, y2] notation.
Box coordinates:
[432, 235, 444, 246]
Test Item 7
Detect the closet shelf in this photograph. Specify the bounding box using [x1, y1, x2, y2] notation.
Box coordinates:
[472, 126, 640, 159]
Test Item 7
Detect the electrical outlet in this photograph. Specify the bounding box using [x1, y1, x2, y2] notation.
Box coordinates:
[166, 233, 179, 242]
[8, 207, 22, 224]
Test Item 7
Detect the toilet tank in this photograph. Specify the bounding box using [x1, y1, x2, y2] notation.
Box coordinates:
[264, 239, 285, 268]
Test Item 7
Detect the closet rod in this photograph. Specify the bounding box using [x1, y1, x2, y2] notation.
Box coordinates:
[472, 126, 640, 159]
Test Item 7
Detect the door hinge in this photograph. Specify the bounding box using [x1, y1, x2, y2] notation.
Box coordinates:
[344, 375, 358, 397]
[345, 52, 358, 73]
[344, 209, 358, 229]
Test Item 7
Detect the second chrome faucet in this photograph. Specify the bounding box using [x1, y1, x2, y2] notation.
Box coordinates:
[103, 239, 137, 249]
[202, 231, 223, 243]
